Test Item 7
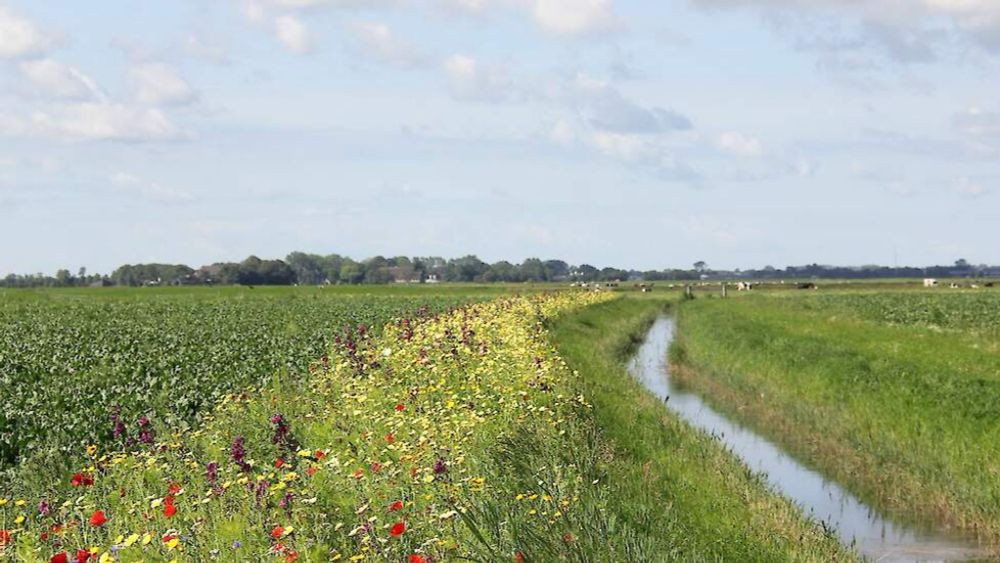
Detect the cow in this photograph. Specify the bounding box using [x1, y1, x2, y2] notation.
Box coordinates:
[923, 278, 938, 288]
[797, 282, 817, 290]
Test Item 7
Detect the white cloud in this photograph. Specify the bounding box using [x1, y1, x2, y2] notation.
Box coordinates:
[130, 63, 198, 106]
[692, 0, 1000, 60]
[0, 5, 51, 59]
[953, 107, 1000, 137]
[349, 22, 425, 67]
[18, 59, 102, 100]
[952, 176, 988, 197]
[531, 0, 621, 36]
[184, 33, 230, 64]
[274, 14, 312, 53]
[436, 0, 621, 36]
[445, 54, 521, 102]
[571, 74, 691, 134]
[716, 131, 764, 157]
[26, 103, 183, 142]
[111, 172, 194, 203]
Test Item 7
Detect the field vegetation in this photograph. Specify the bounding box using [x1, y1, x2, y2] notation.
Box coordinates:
[548, 295, 851, 561]
[0, 287, 495, 477]
[0, 287, 859, 561]
[672, 290, 1000, 547]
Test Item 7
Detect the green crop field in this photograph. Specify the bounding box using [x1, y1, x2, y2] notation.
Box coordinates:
[672, 289, 1000, 547]
[0, 286, 497, 479]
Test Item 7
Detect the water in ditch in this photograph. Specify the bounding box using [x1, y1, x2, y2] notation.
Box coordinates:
[627, 316, 985, 562]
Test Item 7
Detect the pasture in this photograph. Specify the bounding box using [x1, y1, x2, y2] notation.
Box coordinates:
[673, 289, 1000, 546]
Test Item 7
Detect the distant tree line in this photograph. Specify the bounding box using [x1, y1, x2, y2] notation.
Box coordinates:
[2, 255, 998, 288]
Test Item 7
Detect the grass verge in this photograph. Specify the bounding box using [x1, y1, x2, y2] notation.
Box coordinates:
[672, 294, 1000, 549]
[549, 295, 852, 561]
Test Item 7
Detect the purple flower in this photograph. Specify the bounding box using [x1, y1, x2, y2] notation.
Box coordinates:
[38, 498, 49, 516]
[110, 406, 127, 440]
[230, 436, 250, 473]
[254, 480, 269, 506]
[433, 458, 447, 475]
[205, 461, 218, 485]
[279, 492, 294, 514]
[137, 415, 155, 444]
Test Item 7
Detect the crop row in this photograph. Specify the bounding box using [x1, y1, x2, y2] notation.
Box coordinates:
[0, 293, 476, 473]
[798, 291, 1000, 333]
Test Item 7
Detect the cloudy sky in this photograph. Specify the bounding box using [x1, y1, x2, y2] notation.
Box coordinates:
[1, 0, 998, 274]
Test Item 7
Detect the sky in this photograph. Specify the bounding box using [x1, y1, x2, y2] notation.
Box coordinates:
[1, 0, 998, 275]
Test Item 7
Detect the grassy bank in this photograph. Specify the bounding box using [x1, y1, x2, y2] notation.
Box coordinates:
[549, 295, 852, 561]
[673, 293, 1000, 547]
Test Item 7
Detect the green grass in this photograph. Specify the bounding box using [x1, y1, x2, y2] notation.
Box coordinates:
[673, 292, 1000, 548]
[549, 296, 853, 561]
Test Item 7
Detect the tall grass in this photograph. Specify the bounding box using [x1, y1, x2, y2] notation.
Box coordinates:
[549, 296, 852, 561]
[674, 293, 1000, 548]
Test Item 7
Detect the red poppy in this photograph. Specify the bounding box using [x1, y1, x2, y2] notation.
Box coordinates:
[271, 526, 284, 539]
[74, 549, 91, 563]
[394, 403, 405, 411]
[40, 531, 49, 541]
[161, 534, 177, 544]
[409, 467, 418, 477]
[88, 510, 107, 527]
[163, 503, 177, 518]
[274, 458, 285, 468]
[390, 522, 405, 537]
[409, 556, 426, 563]
[370, 462, 381, 473]
[306, 467, 317, 477]
[167, 482, 182, 495]
[285, 551, 299, 563]
[50, 553, 69, 563]
[314, 450, 326, 461]
[515, 552, 524, 563]
[0, 529, 10, 545]
[70, 473, 93, 488]
[385, 433, 394, 444]
[388, 500, 403, 512]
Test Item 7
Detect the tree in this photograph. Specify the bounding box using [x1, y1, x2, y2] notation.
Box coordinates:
[955, 259, 970, 269]
[285, 252, 325, 284]
[520, 258, 548, 282]
[543, 260, 570, 281]
[339, 259, 365, 284]
[574, 264, 599, 282]
[55, 269, 72, 287]
[693, 261, 707, 273]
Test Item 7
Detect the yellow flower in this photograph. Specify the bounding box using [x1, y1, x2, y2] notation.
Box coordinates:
[86, 444, 98, 456]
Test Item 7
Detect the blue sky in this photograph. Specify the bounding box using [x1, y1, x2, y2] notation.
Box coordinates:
[1, 0, 998, 274]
